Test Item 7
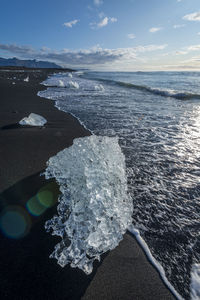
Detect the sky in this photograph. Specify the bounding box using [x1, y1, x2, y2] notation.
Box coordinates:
[1, 0, 200, 71]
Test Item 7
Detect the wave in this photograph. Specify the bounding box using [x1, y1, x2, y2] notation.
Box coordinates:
[91, 77, 200, 100]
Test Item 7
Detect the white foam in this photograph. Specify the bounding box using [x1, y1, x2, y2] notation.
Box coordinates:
[69, 81, 79, 89]
[129, 226, 183, 300]
[19, 113, 47, 126]
[68, 73, 73, 78]
[75, 71, 84, 76]
[44, 135, 133, 274]
[190, 264, 200, 300]
[148, 87, 199, 100]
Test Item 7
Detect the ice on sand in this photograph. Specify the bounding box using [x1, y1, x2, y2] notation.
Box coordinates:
[44, 135, 133, 274]
[24, 76, 29, 82]
[19, 113, 47, 126]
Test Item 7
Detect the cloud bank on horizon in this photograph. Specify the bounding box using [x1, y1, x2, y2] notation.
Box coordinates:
[1, 0, 200, 70]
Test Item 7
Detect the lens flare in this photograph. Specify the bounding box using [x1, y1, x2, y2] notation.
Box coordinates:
[26, 196, 47, 216]
[37, 190, 54, 208]
[26, 183, 57, 217]
[0, 206, 31, 239]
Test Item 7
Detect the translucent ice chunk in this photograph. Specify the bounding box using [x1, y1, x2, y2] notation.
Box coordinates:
[95, 84, 104, 91]
[24, 76, 29, 82]
[44, 135, 133, 274]
[19, 113, 47, 126]
[58, 80, 65, 87]
[69, 81, 79, 89]
[68, 73, 73, 78]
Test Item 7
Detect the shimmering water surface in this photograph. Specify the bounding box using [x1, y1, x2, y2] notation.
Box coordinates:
[39, 71, 200, 299]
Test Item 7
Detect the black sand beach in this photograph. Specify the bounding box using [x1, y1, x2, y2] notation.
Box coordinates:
[0, 68, 175, 299]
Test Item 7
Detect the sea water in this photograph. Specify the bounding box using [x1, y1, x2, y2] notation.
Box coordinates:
[39, 71, 200, 299]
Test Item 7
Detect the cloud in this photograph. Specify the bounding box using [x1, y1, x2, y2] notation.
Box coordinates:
[149, 27, 162, 33]
[0, 43, 167, 68]
[127, 33, 136, 39]
[94, 0, 103, 6]
[98, 17, 108, 27]
[96, 16, 117, 28]
[173, 24, 185, 29]
[187, 44, 200, 51]
[63, 19, 79, 28]
[175, 51, 187, 55]
[183, 12, 200, 22]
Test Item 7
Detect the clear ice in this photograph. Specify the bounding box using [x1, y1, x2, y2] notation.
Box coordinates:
[69, 81, 79, 89]
[44, 135, 133, 274]
[19, 113, 47, 126]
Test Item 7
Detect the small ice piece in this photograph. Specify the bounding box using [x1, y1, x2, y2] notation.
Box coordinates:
[68, 73, 73, 78]
[24, 76, 29, 82]
[19, 113, 47, 126]
[190, 264, 200, 300]
[44, 135, 133, 274]
[12, 82, 15, 85]
[95, 84, 105, 92]
[69, 81, 79, 89]
[58, 80, 65, 87]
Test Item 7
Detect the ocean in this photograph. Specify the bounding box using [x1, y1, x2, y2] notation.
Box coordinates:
[39, 71, 200, 300]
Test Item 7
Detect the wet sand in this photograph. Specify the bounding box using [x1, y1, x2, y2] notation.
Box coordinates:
[0, 68, 175, 299]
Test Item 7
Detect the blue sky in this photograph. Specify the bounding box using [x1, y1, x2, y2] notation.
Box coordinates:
[1, 0, 200, 70]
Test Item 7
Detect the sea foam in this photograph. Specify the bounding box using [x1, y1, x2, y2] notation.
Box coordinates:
[44, 135, 133, 274]
[190, 264, 200, 300]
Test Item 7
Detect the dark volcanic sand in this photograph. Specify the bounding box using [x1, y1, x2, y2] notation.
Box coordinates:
[0, 69, 175, 300]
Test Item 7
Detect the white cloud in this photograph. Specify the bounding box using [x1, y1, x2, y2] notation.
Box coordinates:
[63, 19, 79, 28]
[173, 24, 185, 29]
[187, 44, 200, 51]
[175, 51, 187, 55]
[198, 32, 200, 35]
[149, 27, 162, 33]
[98, 17, 108, 27]
[96, 16, 117, 28]
[127, 33, 136, 39]
[177, 0, 182, 2]
[183, 12, 200, 22]
[0, 43, 167, 68]
[110, 17, 117, 23]
[94, 0, 103, 6]
[98, 12, 105, 18]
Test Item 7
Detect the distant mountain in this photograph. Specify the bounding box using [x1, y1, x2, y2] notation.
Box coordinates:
[0, 57, 62, 69]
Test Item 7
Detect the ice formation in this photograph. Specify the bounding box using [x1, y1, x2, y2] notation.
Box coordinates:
[58, 80, 65, 87]
[95, 84, 105, 92]
[69, 81, 79, 89]
[44, 135, 133, 274]
[19, 113, 47, 126]
[190, 264, 200, 300]
[24, 76, 29, 82]
[68, 73, 73, 78]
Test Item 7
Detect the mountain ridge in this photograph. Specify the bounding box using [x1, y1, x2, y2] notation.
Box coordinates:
[0, 57, 62, 69]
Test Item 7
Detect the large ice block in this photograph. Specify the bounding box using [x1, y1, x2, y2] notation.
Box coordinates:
[44, 135, 133, 274]
[19, 113, 47, 126]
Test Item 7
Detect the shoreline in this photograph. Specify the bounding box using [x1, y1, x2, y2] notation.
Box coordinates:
[0, 68, 176, 299]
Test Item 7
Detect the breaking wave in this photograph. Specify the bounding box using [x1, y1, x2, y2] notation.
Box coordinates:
[93, 78, 200, 100]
